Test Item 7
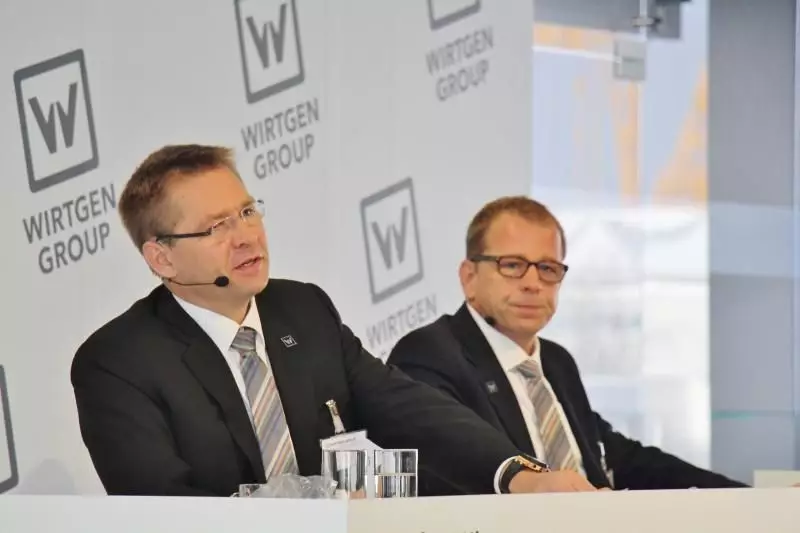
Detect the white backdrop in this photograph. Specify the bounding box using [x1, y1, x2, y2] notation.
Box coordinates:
[0, 0, 533, 494]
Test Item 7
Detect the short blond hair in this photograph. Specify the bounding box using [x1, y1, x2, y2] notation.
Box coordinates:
[466, 196, 566, 258]
[119, 144, 238, 250]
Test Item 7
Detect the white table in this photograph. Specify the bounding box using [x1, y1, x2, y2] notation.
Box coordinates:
[2, 488, 798, 533]
[754, 469, 800, 488]
[349, 489, 800, 533]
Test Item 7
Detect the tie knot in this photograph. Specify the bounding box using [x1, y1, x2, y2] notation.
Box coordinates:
[516, 358, 543, 380]
[231, 326, 257, 355]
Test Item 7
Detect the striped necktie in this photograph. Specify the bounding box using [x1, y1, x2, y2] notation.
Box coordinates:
[517, 358, 581, 471]
[231, 326, 298, 479]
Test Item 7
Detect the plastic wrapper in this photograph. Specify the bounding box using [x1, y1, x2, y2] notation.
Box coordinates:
[242, 475, 338, 499]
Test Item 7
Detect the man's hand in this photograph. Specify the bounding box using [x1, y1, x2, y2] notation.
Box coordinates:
[508, 470, 598, 493]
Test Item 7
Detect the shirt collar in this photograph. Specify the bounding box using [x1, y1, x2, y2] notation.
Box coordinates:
[466, 303, 541, 372]
[172, 295, 265, 357]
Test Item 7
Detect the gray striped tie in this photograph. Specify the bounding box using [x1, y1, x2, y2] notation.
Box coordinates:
[517, 359, 581, 471]
[231, 327, 298, 479]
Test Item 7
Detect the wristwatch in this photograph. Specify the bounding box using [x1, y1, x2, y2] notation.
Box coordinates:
[499, 454, 550, 494]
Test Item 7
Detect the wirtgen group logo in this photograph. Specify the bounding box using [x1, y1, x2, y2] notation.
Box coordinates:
[424, 0, 493, 101]
[427, 0, 481, 30]
[14, 49, 99, 193]
[14, 50, 117, 275]
[361, 178, 424, 304]
[235, 0, 321, 180]
[235, 0, 305, 103]
[361, 179, 438, 360]
[0, 366, 19, 494]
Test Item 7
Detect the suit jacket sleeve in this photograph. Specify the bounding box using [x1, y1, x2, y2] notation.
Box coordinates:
[308, 285, 520, 495]
[551, 346, 747, 489]
[71, 347, 216, 496]
[546, 344, 747, 489]
[596, 412, 748, 489]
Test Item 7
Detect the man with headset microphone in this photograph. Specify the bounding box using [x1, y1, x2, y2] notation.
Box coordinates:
[70, 144, 594, 496]
[388, 196, 748, 494]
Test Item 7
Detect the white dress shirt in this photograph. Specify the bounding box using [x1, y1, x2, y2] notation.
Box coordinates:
[467, 304, 585, 473]
[173, 295, 268, 423]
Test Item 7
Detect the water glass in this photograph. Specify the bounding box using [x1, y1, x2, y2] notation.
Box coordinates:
[373, 449, 418, 498]
[321, 449, 370, 499]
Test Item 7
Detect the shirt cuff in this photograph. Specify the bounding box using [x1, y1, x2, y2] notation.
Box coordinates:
[494, 456, 517, 494]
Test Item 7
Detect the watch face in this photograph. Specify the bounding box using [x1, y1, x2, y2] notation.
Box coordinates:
[518, 455, 548, 473]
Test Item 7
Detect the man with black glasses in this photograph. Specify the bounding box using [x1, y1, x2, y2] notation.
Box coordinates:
[388, 196, 746, 493]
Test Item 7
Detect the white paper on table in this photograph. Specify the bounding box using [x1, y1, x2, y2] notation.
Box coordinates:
[320, 430, 382, 451]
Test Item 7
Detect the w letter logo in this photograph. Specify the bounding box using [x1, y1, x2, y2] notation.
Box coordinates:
[14, 49, 99, 193]
[235, 0, 305, 103]
[361, 178, 424, 303]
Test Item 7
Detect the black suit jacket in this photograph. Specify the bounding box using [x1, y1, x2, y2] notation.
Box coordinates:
[387, 304, 747, 491]
[71, 281, 522, 496]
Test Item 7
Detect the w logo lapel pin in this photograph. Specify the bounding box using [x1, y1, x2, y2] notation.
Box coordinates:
[280, 335, 297, 348]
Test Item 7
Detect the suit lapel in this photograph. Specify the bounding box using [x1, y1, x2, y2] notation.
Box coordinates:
[540, 344, 610, 487]
[155, 287, 265, 481]
[451, 305, 537, 456]
[255, 292, 318, 474]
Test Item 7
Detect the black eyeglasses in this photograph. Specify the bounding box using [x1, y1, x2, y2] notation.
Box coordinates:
[155, 200, 265, 243]
[470, 254, 568, 283]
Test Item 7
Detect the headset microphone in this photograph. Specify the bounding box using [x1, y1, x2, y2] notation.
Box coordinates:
[169, 275, 230, 288]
